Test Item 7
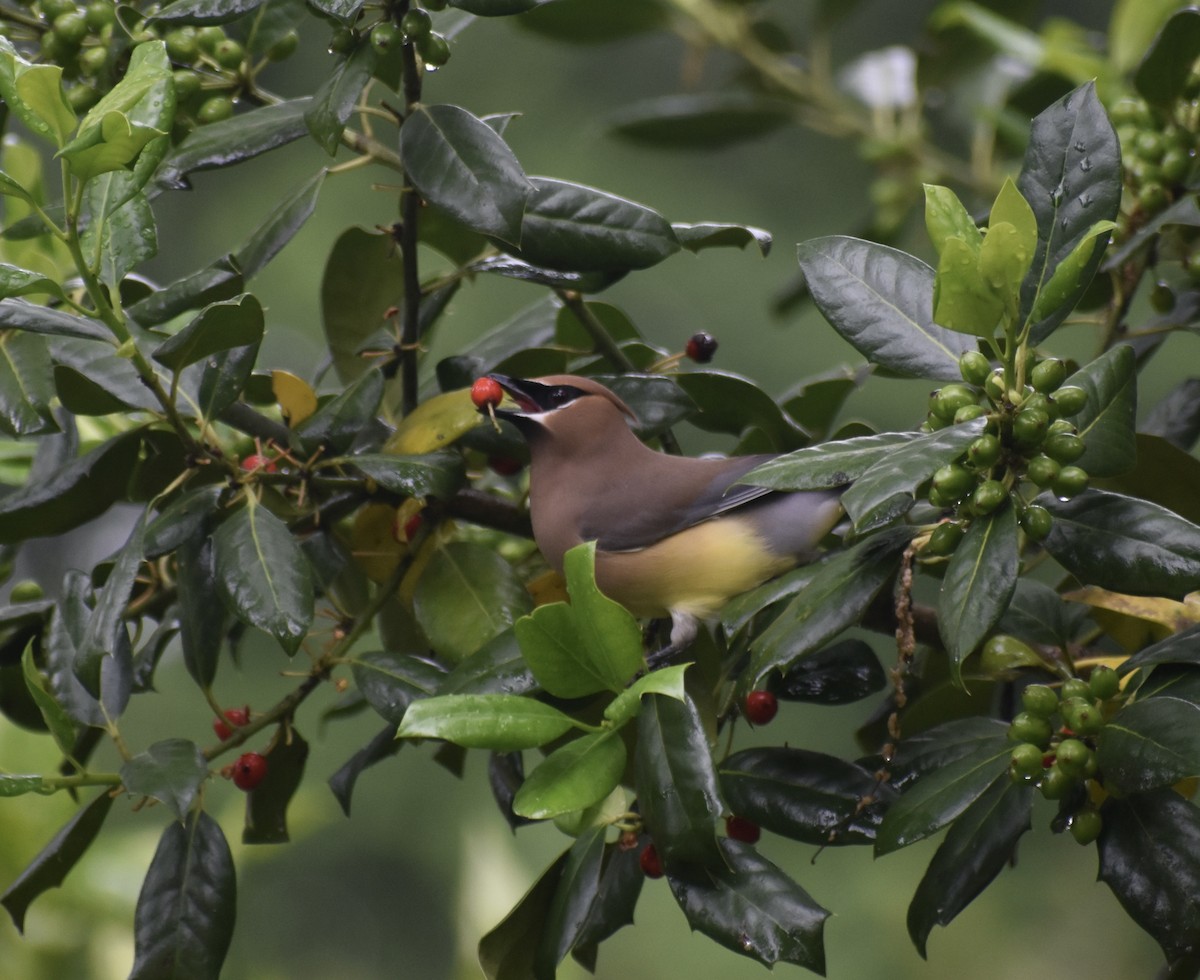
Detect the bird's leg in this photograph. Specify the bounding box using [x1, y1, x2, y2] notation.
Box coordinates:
[645, 611, 699, 671]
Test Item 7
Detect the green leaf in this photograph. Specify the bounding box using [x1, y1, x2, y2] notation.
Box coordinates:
[502, 177, 679, 272]
[438, 628, 537, 697]
[400, 103, 533, 247]
[1098, 696, 1200, 793]
[128, 257, 244, 327]
[320, 226, 403, 383]
[0, 169, 36, 205]
[888, 718, 1010, 790]
[744, 431, 919, 490]
[50, 335, 159, 414]
[0, 298, 111, 341]
[0, 774, 47, 796]
[129, 810, 236, 980]
[923, 183, 982, 258]
[0, 39, 76, 147]
[1017, 82, 1122, 341]
[796, 236, 975, 380]
[479, 850, 568, 980]
[906, 774, 1031, 958]
[671, 221, 772, 256]
[874, 729, 1012, 854]
[603, 663, 689, 729]
[307, 0, 365, 22]
[396, 693, 580, 751]
[305, 44, 375, 156]
[842, 417, 987, 529]
[82, 189, 158, 290]
[350, 649, 444, 725]
[745, 529, 911, 693]
[564, 541, 643, 688]
[668, 839, 829, 972]
[22, 641, 77, 757]
[989, 178, 1038, 263]
[213, 499, 314, 654]
[451, 0, 547, 13]
[244, 729, 308, 844]
[1030, 219, 1117, 323]
[155, 98, 312, 190]
[570, 843, 644, 970]
[1109, 0, 1182, 70]
[1099, 789, 1200, 961]
[0, 329, 56, 436]
[608, 92, 793, 149]
[635, 693, 723, 870]
[1040, 489, 1200, 599]
[341, 450, 466, 500]
[328, 725, 399, 817]
[120, 738, 208, 822]
[719, 747, 892, 846]
[1120, 623, 1200, 674]
[233, 169, 327, 279]
[932, 236, 1005, 337]
[151, 0, 265, 24]
[533, 826, 607, 979]
[1136, 9, 1200, 105]
[197, 342, 259, 423]
[294, 369, 384, 455]
[513, 730, 627, 819]
[176, 535, 226, 691]
[0, 262, 66, 302]
[152, 294, 264, 373]
[938, 505, 1019, 681]
[1, 791, 114, 932]
[1062, 344, 1136, 478]
[412, 541, 532, 664]
[772, 638, 886, 704]
[671, 369, 808, 449]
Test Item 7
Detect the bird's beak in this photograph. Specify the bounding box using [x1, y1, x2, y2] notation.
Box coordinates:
[486, 374, 548, 417]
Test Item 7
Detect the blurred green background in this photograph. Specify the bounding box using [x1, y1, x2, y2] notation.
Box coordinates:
[0, 0, 1172, 977]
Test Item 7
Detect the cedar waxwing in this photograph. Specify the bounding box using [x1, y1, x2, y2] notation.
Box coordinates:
[486, 374, 846, 652]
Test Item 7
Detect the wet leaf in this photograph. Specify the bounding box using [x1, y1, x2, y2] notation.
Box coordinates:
[771, 638, 886, 704]
[533, 826, 606, 978]
[244, 729, 308, 844]
[340, 449, 466, 500]
[1098, 696, 1200, 793]
[397, 693, 580, 750]
[320, 226, 403, 383]
[1062, 344, 1136, 478]
[608, 92, 793, 149]
[306, 44, 375, 155]
[121, 738, 208, 822]
[513, 731, 627, 819]
[745, 431, 919, 490]
[153, 294, 264, 373]
[350, 649, 443, 725]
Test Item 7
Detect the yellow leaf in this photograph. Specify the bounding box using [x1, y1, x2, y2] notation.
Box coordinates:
[384, 389, 482, 455]
[526, 568, 568, 607]
[272, 370, 318, 427]
[350, 502, 405, 583]
[1064, 586, 1200, 644]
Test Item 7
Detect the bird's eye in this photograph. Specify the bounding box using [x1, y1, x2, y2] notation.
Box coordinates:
[546, 386, 580, 408]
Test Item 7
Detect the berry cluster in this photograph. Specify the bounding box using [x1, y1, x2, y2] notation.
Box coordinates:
[1007, 667, 1121, 845]
[922, 350, 1089, 553]
[330, 1, 450, 69]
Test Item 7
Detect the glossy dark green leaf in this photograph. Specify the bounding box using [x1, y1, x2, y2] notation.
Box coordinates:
[796, 237, 974, 381]
[772, 638, 886, 704]
[306, 44, 375, 156]
[887, 718, 1011, 791]
[84, 189, 157, 290]
[413, 541, 532, 664]
[400, 103, 532, 247]
[244, 729, 308, 844]
[1098, 696, 1200, 792]
[668, 839, 829, 972]
[570, 842, 643, 970]
[906, 774, 1031, 957]
[233, 169, 327, 279]
[634, 693, 723, 870]
[127, 257, 244, 328]
[996, 577, 1087, 648]
[1106, 196, 1200, 270]
[51, 363, 134, 416]
[1135, 8, 1200, 105]
[671, 221, 772, 256]
[176, 535, 226, 690]
[144, 484, 222, 559]
[350, 649, 443, 725]
[438, 628, 537, 696]
[197, 342, 260, 422]
[341, 449, 466, 500]
[745, 431, 919, 490]
[745, 528, 910, 693]
[328, 724, 399, 817]
[1040, 489, 1200, 599]
[129, 810, 236, 980]
[155, 99, 312, 190]
[0, 329, 55, 436]
[672, 370, 807, 449]
[151, 0, 264, 24]
[609, 92, 793, 148]
[875, 729, 1012, 854]
[719, 747, 892, 846]
[514, 730, 626, 819]
[472, 255, 625, 293]
[1060, 344, 1136, 477]
[397, 693, 579, 750]
[1, 790, 114, 932]
[213, 500, 313, 654]
[130, 616, 179, 693]
[307, 0, 363, 21]
[502, 177, 679, 272]
[479, 850, 567, 980]
[50, 335, 160, 413]
[591, 372, 694, 440]
[1120, 622, 1200, 674]
[74, 511, 145, 701]
[843, 417, 987, 529]
[320, 226, 403, 383]
[532, 826, 606, 979]
[294, 369, 384, 455]
[45, 573, 106, 729]
[0, 298, 111, 342]
[120, 738, 208, 822]
[1097, 433, 1200, 525]
[153, 295, 264, 373]
[1142, 378, 1200, 452]
[1017, 82, 1121, 341]
[21, 642, 77, 756]
[938, 505, 1019, 681]
[781, 367, 867, 441]
[1099, 789, 1200, 961]
[0, 262, 66, 301]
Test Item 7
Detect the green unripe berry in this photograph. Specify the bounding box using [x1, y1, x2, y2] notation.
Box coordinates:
[1140, 182, 1168, 213]
[1070, 808, 1102, 844]
[1048, 418, 1077, 436]
[79, 45, 108, 75]
[65, 82, 99, 111]
[1061, 695, 1103, 736]
[401, 7, 432, 39]
[416, 30, 450, 66]
[213, 37, 244, 69]
[926, 521, 965, 556]
[165, 27, 199, 62]
[985, 368, 1006, 403]
[967, 433, 1001, 469]
[266, 30, 298, 61]
[1021, 504, 1053, 541]
[196, 94, 234, 124]
[83, 0, 113, 29]
[1056, 737, 1091, 777]
[1089, 665, 1120, 701]
[1011, 407, 1050, 449]
[930, 383, 979, 422]
[1009, 742, 1044, 782]
[1031, 358, 1066, 393]
[40, 0, 77, 19]
[1135, 130, 1165, 162]
[1150, 281, 1177, 313]
[959, 351, 991, 386]
[9, 580, 45, 602]
[39, 31, 62, 62]
[1052, 465, 1088, 499]
[196, 25, 226, 54]
[1061, 678, 1091, 701]
[971, 479, 1006, 515]
[329, 26, 355, 53]
[925, 411, 949, 431]
[954, 404, 986, 424]
[932, 463, 975, 502]
[1026, 454, 1060, 488]
[172, 68, 201, 102]
[53, 10, 88, 44]
[1054, 386, 1087, 417]
[1021, 683, 1059, 718]
[1044, 432, 1086, 464]
[1161, 147, 1191, 184]
[1039, 763, 1071, 799]
[371, 21, 399, 52]
[982, 634, 1042, 672]
[1008, 711, 1053, 748]
[927, 485, 954, 509]
[1022, 392, 1058, 420]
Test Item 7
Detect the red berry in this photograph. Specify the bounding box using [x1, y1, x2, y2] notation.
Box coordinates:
[685, 331, 718, 363]
[470, 376, 504, 409]
[725, 815, 761, 843]
[488, 455, 523, 476]
[639, 842, 663, 879]
[240, 453, 277, 473]
[743, 690, 778, 725]
[212, 706, 250, 741]
[231, 752, 268, 790]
